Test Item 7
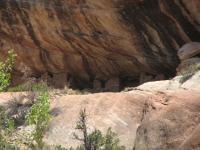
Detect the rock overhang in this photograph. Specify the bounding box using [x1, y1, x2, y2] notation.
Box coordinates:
[0, 0, 200, 86]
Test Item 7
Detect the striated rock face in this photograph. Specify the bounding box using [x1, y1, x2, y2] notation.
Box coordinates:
[1, 0, 200, 85]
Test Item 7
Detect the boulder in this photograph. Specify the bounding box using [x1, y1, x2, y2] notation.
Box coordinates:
[176, 58, 200, 74]
[135, 70, 200, 92]
[178, 42, 200, 60]
[133, 90, 200, 150]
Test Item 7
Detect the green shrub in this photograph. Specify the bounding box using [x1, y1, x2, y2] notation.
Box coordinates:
[0, 130, 17, 150]
[0, 92, 51, 149]
[5, 119, 14, 135]
[31, 83, 48, 92]
[123, 87, 133, 92]
[59, 87, 83, 95]
[0, 106, 6, 121]
[7, 84, 25, 92]
[0, 50, 16, 92]
[179, 62, 200, 84]
[0, 118, 20, 150]
[8, 82, 49, 93]
[73, 109, 125, 150]
[179, 73, 192, 84]
[25, 92, 51, 149]
[55, 145, 71, 150]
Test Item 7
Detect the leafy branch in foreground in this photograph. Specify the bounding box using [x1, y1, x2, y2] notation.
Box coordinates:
[0, 49, 16, 91]
[0, 92, 51, 150]
[25, 92, 51, 149]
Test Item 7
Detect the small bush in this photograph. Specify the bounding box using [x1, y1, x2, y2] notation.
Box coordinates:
[31, 83, 48, 92]
[7, 84, 25, 92]
[0, 106, 6, 121]
[25, 92, 51, 149]
[55, 145, 71, 150]
[0, 118, 20, 150]
[58, 87, 84, 95]
[179, 73, 192, 84]
[123, 87, 133, 92]
[8, 82, 49, 93]
[73, 109, 125, 150]
[0, 129, 19, 150]
[179, 62, 200, 84]
[0, 92, 51, 150]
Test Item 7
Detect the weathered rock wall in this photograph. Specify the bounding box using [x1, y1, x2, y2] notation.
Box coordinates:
[1, 0, 200, 85]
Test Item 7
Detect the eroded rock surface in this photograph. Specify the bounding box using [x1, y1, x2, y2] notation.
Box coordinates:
[0, 89, 199, 150]
[1, 0, 200, 85]
[133, 90, 200, 150]
[135, 70, 200, 92]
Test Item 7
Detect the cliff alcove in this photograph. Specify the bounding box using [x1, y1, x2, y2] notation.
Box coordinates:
[1, 0, 200, 90]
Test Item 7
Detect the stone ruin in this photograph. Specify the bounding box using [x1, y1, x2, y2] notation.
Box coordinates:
[10, 42, 200, 92]
[11, 70, 168, 93]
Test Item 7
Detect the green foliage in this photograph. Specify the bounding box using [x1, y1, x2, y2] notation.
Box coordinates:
[0, 119, 19, 150]
[1, 87, 124, 150]
[104, 127, 125, 150]
[0, 130, 7, 150]
[5, 119, 14, 135]
[7, 84, 25, 92]
[179, 72, 192, 84]
[0, 92, 50, 149]
[73, 109, 125, 150]
[88, 130, 104, 149]
[0, 106, 6, 123]
[0, 130, 16, 150]
[163, 97, 170, 103]
[0, 49, 16, 92]
[179, 62, 200, 84]
[31, 83, 48, 92]
[0, 90, 51, 149]
[188, 62, 200, 73]
[55, 145, 75, 150]
[133, 139, 148, 150]
[55, 145, 69, 150]
[25, 92, 51, 148]
[59, 87, 83, 95]
[8, 83, 49, 92]
[123, 87, 133, 92]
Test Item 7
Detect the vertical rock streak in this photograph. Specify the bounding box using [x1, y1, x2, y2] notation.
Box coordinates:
[0, 0, 200, 82]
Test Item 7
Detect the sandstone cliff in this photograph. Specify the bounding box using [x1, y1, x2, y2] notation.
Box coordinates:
[1, 0, 200, 86]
